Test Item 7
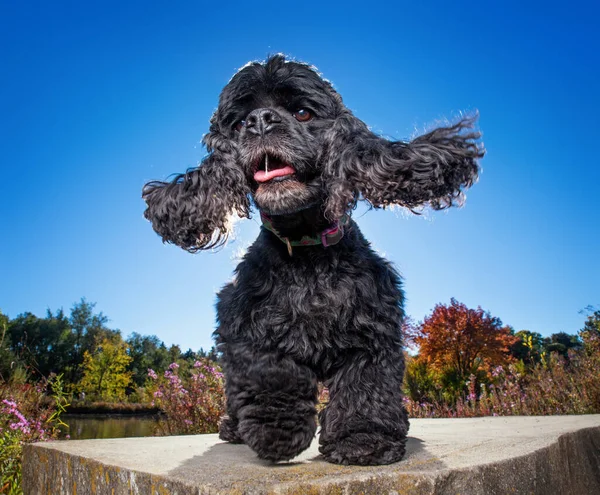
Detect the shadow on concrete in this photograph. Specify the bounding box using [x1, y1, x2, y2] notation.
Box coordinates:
[166, 434, 446, 492]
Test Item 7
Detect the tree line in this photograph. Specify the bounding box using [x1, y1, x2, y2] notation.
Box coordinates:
[0, 299, 218, 401]
[404, 298, 599, 407]
[1, 297, 598, 406]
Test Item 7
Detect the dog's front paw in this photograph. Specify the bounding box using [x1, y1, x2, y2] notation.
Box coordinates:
[319, 433, 407, 466]
[219, 415, 243, 444]
[238, 406, 317, 462]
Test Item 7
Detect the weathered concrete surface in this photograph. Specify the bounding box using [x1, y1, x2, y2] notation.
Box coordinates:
[23, 415, 600, 495]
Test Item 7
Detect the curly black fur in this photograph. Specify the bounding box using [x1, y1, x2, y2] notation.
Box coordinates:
[322, 113, 482, 219]
[143, 54, 483, 465]
[142, 138, 251, 252]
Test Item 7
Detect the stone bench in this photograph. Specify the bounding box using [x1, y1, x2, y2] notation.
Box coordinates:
[23, 415, 600, 494]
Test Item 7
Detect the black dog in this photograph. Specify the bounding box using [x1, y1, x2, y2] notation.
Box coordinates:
[142, 55, 482, 465]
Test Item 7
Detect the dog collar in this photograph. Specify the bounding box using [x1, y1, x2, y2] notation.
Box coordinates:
[260, 212, 349, 256]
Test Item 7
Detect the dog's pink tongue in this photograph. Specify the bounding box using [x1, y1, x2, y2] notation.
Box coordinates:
[254, 166, 296, 183]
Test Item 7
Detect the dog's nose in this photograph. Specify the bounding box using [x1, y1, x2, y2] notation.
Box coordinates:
[245, 108, 282, 136]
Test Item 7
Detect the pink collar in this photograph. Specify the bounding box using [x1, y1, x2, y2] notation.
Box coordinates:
[260, 212, 349, 256]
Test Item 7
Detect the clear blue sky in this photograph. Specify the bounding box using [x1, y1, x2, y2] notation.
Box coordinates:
[1, 1, 598, 352]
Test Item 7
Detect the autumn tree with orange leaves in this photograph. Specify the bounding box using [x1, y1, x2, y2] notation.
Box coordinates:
[414, 298, 517, 384]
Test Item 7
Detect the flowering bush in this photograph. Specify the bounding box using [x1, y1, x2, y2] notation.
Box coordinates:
[405, 347, 600, 418]
[147, 360, 225, 435]
[0, 374, 68, 495]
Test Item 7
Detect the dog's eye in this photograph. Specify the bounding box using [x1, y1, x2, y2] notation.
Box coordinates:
[293, 109, 312, 122]
[234, 120, 246, 132]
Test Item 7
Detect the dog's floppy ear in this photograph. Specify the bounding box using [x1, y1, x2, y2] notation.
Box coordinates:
[142, 118, 250, 252]
[322, 112, 484, 219]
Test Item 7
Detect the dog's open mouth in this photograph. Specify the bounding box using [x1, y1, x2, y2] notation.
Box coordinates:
[253, 153, 296, 183]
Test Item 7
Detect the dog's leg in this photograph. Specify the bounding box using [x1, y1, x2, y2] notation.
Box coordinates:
[218, 414, 243, 444]
[319, 350, 409, 465]
[220, 346, 318, 462]
[218, 366, 245, 444]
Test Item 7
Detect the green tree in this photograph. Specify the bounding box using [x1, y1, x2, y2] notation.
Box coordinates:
[0, 310, 21, 380]
[7, 310, 72, 379]
[581, 309, 600, 335]
[510, 330, 544, 364]
[126, 332, 170, 386]
[404, 354, 438, 403]
[68, 299, 117, 383]
[543, 332, 582, 359]
[79, 336, 132, 401]
[181, 348, 198, 363]
[580, 307, 600, 354]
[198, 346, 219, 362]
[167, 344, 182, 364]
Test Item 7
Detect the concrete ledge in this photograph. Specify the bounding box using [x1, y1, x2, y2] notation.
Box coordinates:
[23, 415, 600, 494]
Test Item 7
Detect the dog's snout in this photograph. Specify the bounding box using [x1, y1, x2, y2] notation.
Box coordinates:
[245, 108, 282, 136]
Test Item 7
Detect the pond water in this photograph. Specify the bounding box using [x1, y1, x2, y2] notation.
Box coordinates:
[62, 415, 159, 440]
